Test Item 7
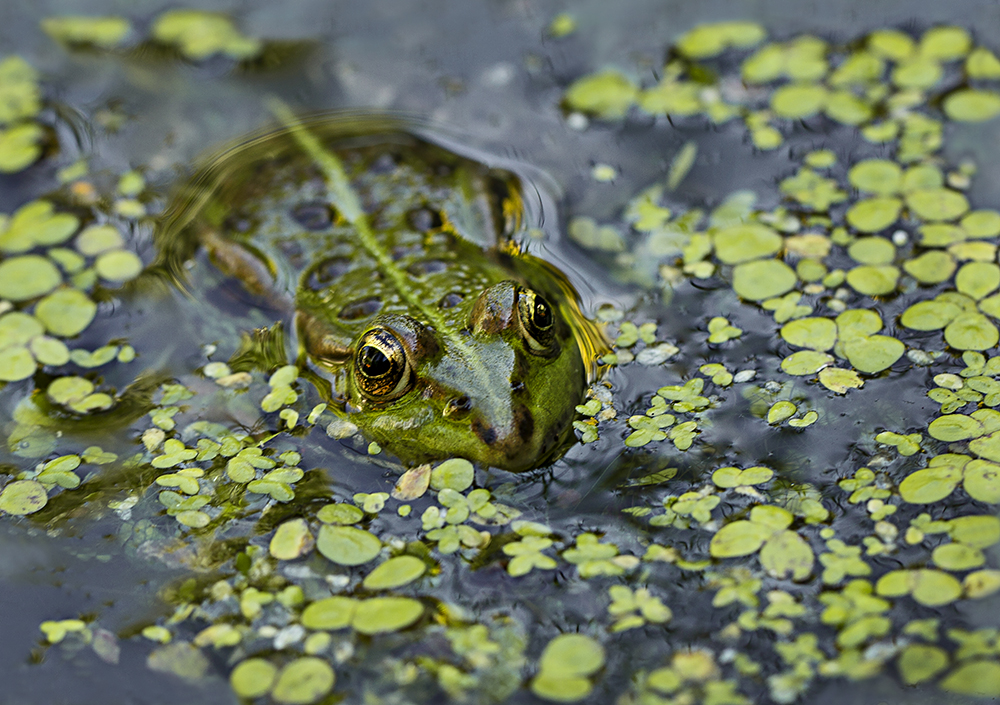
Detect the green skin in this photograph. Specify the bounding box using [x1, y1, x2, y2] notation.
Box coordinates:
[176, 120, 593, 471]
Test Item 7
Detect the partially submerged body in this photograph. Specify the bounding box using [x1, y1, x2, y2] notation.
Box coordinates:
[159, 115, 605, 471]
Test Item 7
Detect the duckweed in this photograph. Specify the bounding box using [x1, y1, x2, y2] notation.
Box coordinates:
[531, 634, 605, 702]
[362, 555, 427, 590]
[41, 16, 131, 49]
[270, 657, 335, 705]
[943, 89, 1000, 122]
[230, 658, 277, 698]
[316, 525, 381, 566]
[150, 9, 262, 60]
[0, 479, 47, 515]
[352, 597, 424, 635]
[731, 259, 797, 300]
[0, 255, 61, 301]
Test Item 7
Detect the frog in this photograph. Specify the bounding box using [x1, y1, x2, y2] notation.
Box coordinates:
[159, 114, 605, 472]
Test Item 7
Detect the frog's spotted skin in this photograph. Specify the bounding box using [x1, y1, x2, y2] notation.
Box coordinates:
[162, 118, 602, 471]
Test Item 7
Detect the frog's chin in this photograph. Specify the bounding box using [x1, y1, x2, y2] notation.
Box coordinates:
[358, 399, 575, 472]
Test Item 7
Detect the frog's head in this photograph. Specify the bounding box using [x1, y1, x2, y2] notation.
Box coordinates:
[306, 280, 586, 471]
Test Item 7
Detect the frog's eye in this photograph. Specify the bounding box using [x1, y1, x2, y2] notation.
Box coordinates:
[516, 288, 557, 355]
[354, 328, 412, 400]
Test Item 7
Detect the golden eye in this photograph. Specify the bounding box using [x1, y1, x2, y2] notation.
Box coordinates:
[516, 287, 557, 355]
[354, 328, 412, 400]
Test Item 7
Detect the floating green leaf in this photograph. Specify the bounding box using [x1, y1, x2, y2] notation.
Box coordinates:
[316, 525, 381, 566]
[0, 201, 78, 253]
[848, 160, 901, 195]
[903, 251, 956, 284]
[0, 479, 47, 515]
[771, 83, 827, 118]
[956, 262, 1000, 300]
[151, 9, 262, 60]
[919, 26, 971, 60]
[300, 596, 357, 630]
[271, 657, 335, 705]
[41, 16, 131, 49]
[430, 458, 474, 492]
[0, 56, 40, 124]
[845, 265, 899, 295]
[230, 658, 278, 699]
[842, 335, 905, 374]
[75, 224, 123, 256]
[875, 568, 962, 606]
[675, 21, 766, 59]
[907, 188, 969, 222]
[269, 518, 314, 561]
[944, 89, 1000, 122]
[362, 555, 426, 590]
[0, 255, 62, 301]
[563, 70, 638, 119]
[34, 288, 97, 337]
[846, 197, 901, 232]
[781, 350, 834, 375]
[712, 224, 782, 264]
[0, 345, 35, 381]
[352, 596, 424, 635]
[531, 634, 605, 702]
[898, 644, 949, 685]
[780, 317, 837, 351]
[731, 259, 797, 300]
[0, 123, 43, 173]
[847, 237, 895, 265]
[95, 250, 143, 282]
[317, 502, 364, 525]
[945, 313, 999, 351]
[941, 660, 1000, 697]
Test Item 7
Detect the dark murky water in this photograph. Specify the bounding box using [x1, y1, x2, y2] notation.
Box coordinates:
[4, 1, 1000, 704]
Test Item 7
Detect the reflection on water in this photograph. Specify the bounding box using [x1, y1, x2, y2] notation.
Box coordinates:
[2, 2, 1000, 705]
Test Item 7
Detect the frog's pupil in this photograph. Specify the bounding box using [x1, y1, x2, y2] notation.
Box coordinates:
[534, 300, 552, 328]
[360, 346, 391, 377]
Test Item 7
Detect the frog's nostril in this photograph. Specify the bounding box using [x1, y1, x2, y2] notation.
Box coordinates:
[443, 395, 472, 419]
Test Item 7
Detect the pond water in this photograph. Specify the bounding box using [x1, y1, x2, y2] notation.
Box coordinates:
[4, 1, 1000, 704]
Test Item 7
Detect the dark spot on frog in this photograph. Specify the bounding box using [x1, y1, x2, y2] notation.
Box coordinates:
[290, 201, 336, 230]
[407, 260, 448, 277]
[306, 257, 352, 289]
[338, 297, 382, 320]
[369, 153, 397, 174]
[438, 292, 464, 309]
[224, 215, 252, 233]
[277, 239, 306, 268]
[471, 407, 535, 452]
[510, 380, 525, 394]
[392, 244, 423, 261]
[407, 207, 443, 232]
[471, 418, 497, 446]
[515, 407, 535, 442]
